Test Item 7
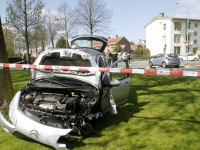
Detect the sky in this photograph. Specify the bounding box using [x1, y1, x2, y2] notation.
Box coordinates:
[1, 0, 200, 43]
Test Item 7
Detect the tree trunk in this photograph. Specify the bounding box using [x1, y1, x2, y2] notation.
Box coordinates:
[0, 17, 14, 114]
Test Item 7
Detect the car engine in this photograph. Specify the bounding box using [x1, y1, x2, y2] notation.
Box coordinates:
[19, 86, 102, 136]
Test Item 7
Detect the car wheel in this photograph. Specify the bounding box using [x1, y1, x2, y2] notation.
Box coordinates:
[149, 61, 153, 68]
[194, 58, 197, 61]
[175, 65, 179, 68]
[162, 62, 167, 68]
[180, 58, 183, 61]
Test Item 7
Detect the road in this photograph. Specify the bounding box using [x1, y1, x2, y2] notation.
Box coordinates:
[8, 60, 200, 71]
[129, 60, 149, 69]
[129, 60, 200, 71]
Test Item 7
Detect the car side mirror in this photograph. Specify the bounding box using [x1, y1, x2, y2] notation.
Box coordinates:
[110, 79, 121, 86]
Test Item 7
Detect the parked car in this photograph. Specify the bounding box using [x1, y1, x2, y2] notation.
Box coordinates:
[0, 35, 130, 150]
[149, 53, 180, 68]
[179, 53, 199, 61]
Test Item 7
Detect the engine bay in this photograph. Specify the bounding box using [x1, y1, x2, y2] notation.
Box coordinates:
[19, 85, 102, 136]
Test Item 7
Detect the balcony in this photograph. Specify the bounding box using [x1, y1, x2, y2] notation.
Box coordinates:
[185, 29, 193, 34]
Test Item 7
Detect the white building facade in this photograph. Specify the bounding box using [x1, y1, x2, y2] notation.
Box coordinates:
[145, 13, 200, 56]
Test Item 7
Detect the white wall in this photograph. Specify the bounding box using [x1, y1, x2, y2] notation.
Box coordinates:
[146, 17, 200, 56]
[146, 20, 163, 55]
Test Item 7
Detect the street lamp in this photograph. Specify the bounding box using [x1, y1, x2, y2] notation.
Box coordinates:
[174, 1, 189, 63]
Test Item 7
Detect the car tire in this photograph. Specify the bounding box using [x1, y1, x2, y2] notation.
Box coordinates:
[194, 58, 197, 61]
[175, 65, 179, 68]
[180, 58, 183, 61]
[162, 62, 167, 68]
[149, 61, 153, 68]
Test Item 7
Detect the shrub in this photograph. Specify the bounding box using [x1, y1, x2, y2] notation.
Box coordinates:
[8, 57, 22, 63]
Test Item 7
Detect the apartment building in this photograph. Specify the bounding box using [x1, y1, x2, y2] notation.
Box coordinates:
[145, 13, 200, 56]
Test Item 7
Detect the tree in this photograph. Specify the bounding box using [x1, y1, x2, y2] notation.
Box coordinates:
[0, 17, 14, 114]
[6, 0, 45, 64]
[134, 47, 150, 56]
[114, 44, 123, 53]
[30, 23, 48, 56]
[56, 36, 66, 48]
[130, 41, 135, 45]
[74, 0, 112, 35]
[57, 2, 77, 48]
[3, 26, 16, 57]
[44, 10, 58, 49]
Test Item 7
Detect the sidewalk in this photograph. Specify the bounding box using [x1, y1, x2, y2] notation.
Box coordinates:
[181, 61, 200, 69]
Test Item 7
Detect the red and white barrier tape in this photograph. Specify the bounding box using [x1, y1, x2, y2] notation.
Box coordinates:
[0, 63, 200, 77]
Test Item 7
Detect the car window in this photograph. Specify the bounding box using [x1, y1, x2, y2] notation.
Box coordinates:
[71, 36, 107, 53]
[111, 60, 129, 80]
[167, 54, 178, 58]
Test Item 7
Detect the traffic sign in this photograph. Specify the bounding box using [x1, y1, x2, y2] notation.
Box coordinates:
[183, 41, 190, 47]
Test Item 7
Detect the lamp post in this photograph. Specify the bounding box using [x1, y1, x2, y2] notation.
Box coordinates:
[174, 1, 189, 63]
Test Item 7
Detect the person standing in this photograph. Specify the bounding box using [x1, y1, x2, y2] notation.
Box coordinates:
[127, 53, 131, 63]
[110, 49, 118, 67]
[105, 49, 111, 66]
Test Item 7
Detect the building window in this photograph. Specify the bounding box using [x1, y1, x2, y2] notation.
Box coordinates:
[195, 23, 198, 27]
[174, 47, 180, 54]
[174, 22, 181, 30]
[194, 39, 197, 44]
[163, 24, 166, 30]
[194, 31, 197, 36]
[186, 35, 190, 41]
[174, 34, 181, 43]
[163, 36, 166, 43]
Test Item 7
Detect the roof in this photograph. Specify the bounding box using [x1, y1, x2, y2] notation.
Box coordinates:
[130, 45, 137, 51]
[145, 16, 200, 28]
[137, 40, 146, 47]
[107, 36, 125, 45]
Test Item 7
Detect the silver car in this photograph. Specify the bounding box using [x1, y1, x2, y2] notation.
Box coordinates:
[149, 53, 180, 68]
[0, 35, 130, 150]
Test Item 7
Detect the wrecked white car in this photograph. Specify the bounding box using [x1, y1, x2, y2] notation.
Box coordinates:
[0, 35, 130, 150]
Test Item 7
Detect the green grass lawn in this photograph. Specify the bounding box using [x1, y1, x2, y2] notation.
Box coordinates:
[1, 70, 200, 150]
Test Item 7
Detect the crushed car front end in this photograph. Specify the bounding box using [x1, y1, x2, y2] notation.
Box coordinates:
[0, 49, 103, 149]
[0, 91, 72, 150]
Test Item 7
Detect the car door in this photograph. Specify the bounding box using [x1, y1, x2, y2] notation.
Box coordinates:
[101, 58, 130, 114]
[156, 54, 164, 66]
[152, 54, 160, 65]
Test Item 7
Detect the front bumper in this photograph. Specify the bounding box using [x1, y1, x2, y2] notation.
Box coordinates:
[0, 101, 72, 150]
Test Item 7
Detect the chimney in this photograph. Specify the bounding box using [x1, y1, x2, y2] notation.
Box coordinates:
[159, 13, 164, 17]
[115, 35, 118, 38]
